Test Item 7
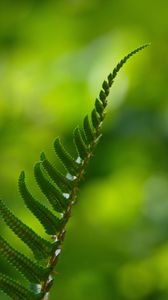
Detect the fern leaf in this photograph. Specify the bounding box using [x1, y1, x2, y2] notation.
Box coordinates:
[102, 80, 110, 96]
[54, 137, 79, 175]
[73, 127, 88, 160]
[99, 90, 107, 106]
[34, 162, 68, 212]
[91, 108, 101, 129]
[95, 98, 104, 118]
[0, 199, 55, 260]
[0, 236, 51, 283]
[83, 115, 94, 145]
[18, 171, 64, 235]
[0, 273, 44, 300]
[40, 152, 73, 192]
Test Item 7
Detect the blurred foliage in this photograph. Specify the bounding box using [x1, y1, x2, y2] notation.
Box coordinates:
[0, 0, 168, 299]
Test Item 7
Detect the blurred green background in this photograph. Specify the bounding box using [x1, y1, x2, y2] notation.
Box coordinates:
[0, 0, 168, 299]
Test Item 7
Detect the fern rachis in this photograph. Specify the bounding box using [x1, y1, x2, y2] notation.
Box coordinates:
[0, 44, 149, 300]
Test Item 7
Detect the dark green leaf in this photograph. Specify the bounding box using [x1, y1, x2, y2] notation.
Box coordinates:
[83, 115, 94, 145]
[0, 199, 55, 260]
[73, 127, 88, 160]
[95, 98, 104, 117]
[19, 171, 64, 234]
[102, 80, 109, 95]
[40, 152, 73, 192]
[99, 90, 107, 106]
[34, 162, 68, 212]
[0, 236, 51, 283]
[0, 273, 44, 300]
[91, 108, 100, 129]
[54, 138, 79, 175]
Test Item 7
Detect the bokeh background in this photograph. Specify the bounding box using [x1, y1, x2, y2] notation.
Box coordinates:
[0, 1, 168, 299]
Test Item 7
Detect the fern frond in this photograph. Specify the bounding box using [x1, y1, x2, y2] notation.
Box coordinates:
[34, 162, 68, 212]
[40, 152, 73, 192]
[0, 199, 55, 259]
[0, 44, 149, 300]
[0, 273, 44, 300]
[54, 137, 80, 175]
[18, 171, 64, 235]
[0, 236, 51, 283]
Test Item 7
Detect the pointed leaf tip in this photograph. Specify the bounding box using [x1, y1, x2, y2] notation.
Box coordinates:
[19, 171, 25, 180]
[54, 137, 79, 175]
[74, 127, 88, 160]
[40, 152, 46, 161]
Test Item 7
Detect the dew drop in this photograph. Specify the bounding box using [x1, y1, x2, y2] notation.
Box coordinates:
[48, 275, 53, 282]
[44, 292, 49, 300]
[29, 283, 42, 294]
[55, 248, 61, 257]
[63, 193, 70, 199]
[76, 156, 82, 164]
[66, 173, 77, 181]
[35, 284, 42, 293]
[51, 235, 58, 242]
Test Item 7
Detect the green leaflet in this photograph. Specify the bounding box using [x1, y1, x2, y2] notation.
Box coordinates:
[0, 273, 44, 300]
[99, 90, 107, 106]
[95, 98, 104, 118]
[34, 162, 68, 212]
[18, 171, 64, 235]
[0, 236, 51, 283]
[73, 127, 88, 160]
[107, 73, 114, 87]
[83, 115, 94, 145]
[54, 137, 79, 175]
[102, 80, 110, 96]
[91, 108, 100, 129]
[0, 199, 55, 260]
[40, 152, 73, 192]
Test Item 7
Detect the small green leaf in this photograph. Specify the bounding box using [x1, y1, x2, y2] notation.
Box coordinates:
[0, 199, 54, 260]
[95, 98, 104, 117]
[107, 73, 114, 87]
[0, 273, 44, 300]
[102, 80, 109, 95]
[0, 236, 51, 283]
[83, 115, 94, 144]
[54, 138, 79, 175]
[74, 127, 88, 160]
[40, 152, 73, 192]
[91, 108, 100, 129]
[99, 90, 107, 106]
[19, 171, 64, 234]
[34, 162, 68, 212]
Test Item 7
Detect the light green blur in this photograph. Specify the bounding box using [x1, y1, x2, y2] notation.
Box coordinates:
[0, 1, 168, 299]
